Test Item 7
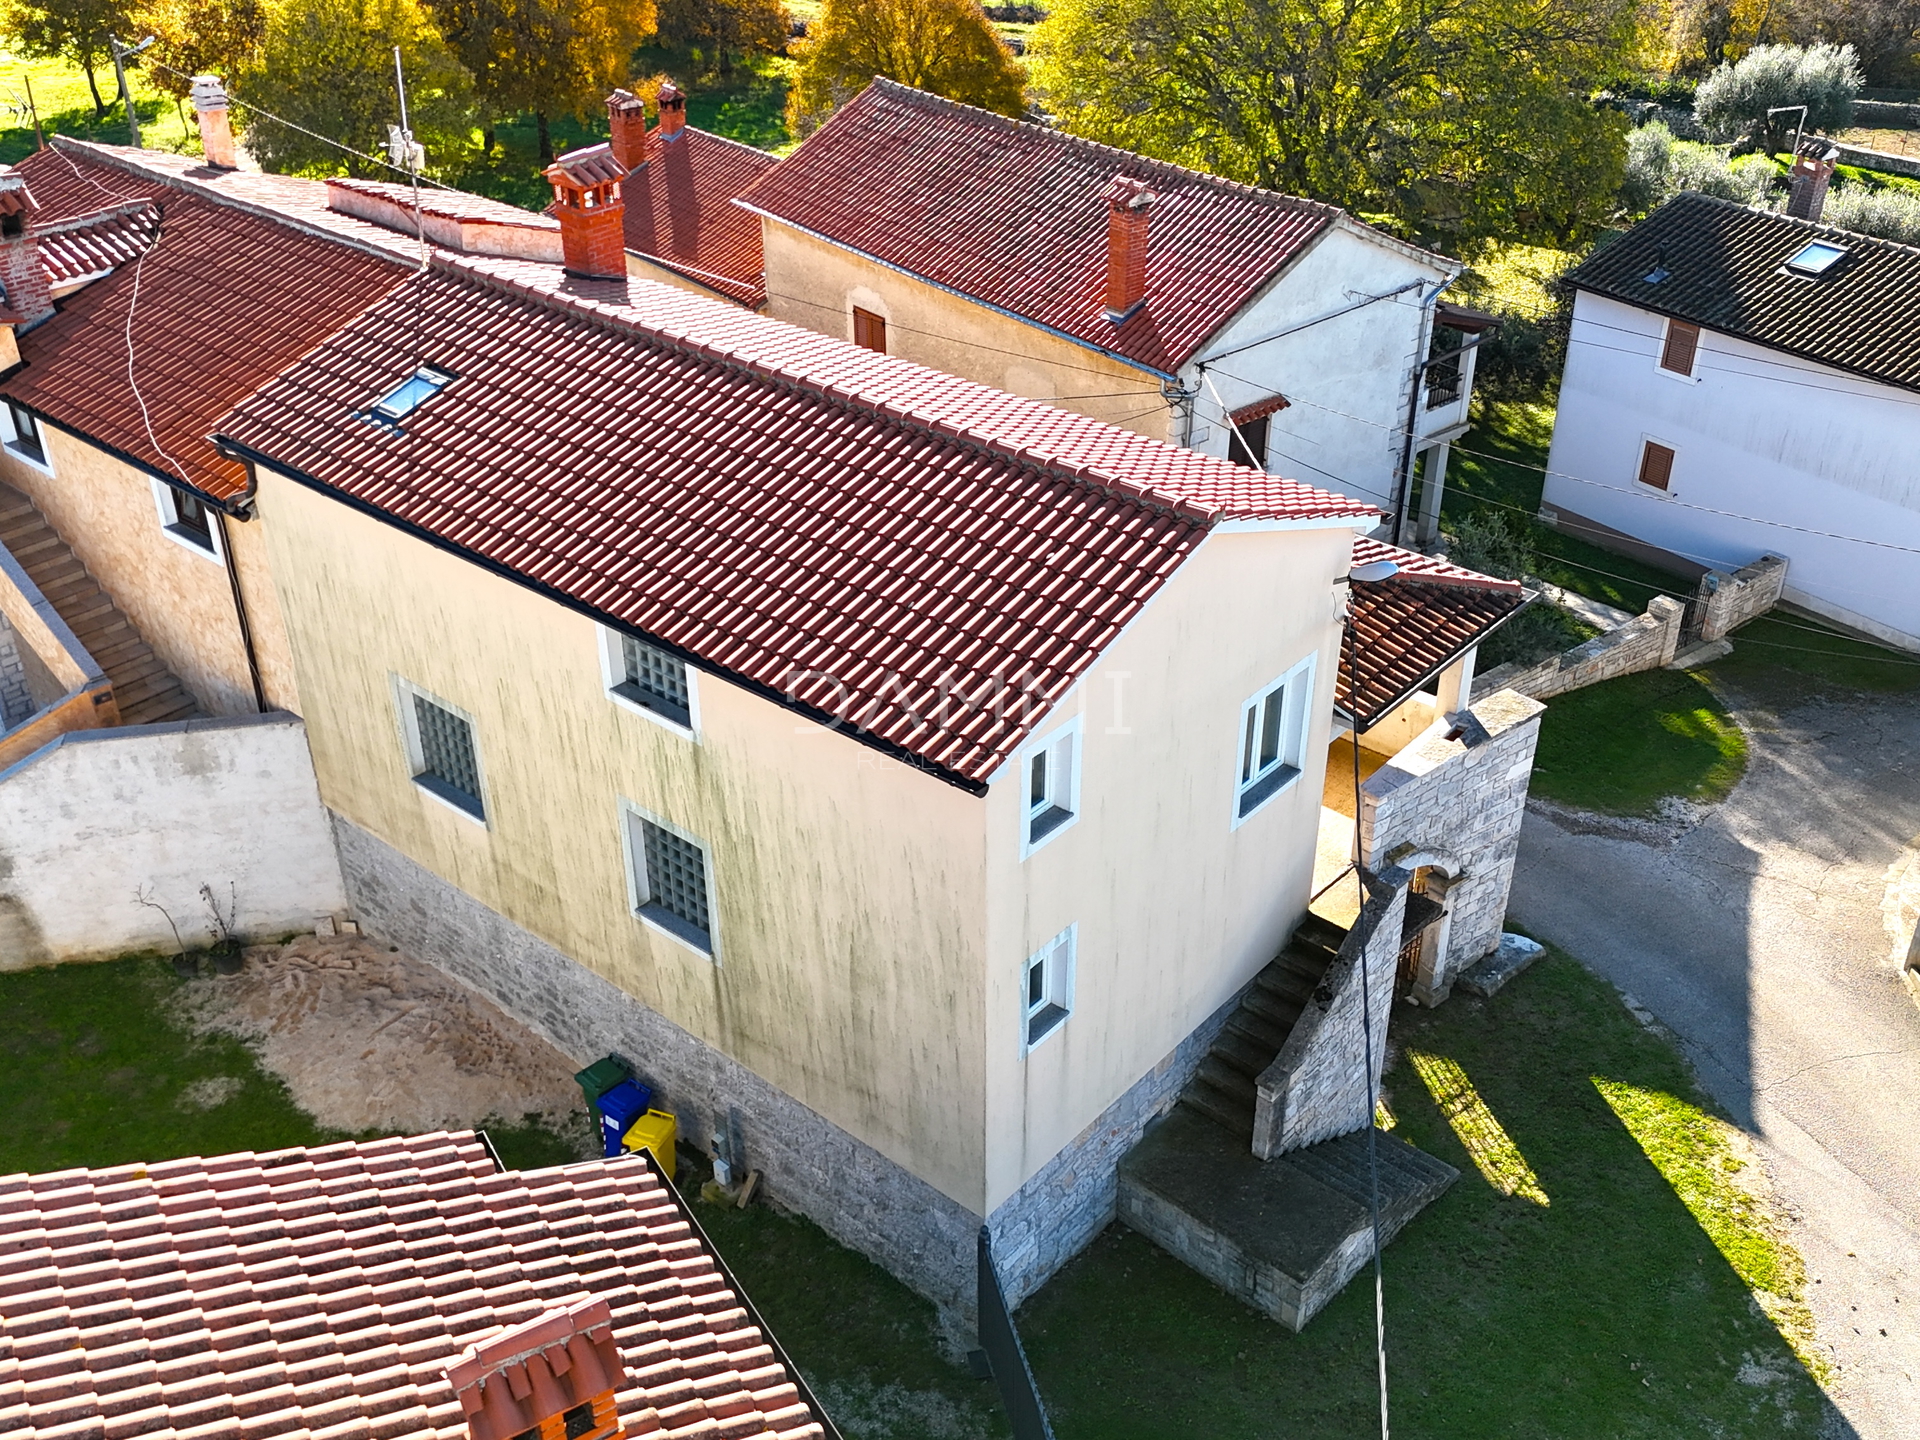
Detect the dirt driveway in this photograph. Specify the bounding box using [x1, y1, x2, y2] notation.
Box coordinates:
[1509, 678, 1920, 1439]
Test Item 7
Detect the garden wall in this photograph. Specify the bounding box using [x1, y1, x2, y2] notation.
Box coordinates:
[1833, 143, 1920, 180]
[0, 713, 346, 968]
[1472, 595, 1684, 702]
[1686, 554, 1787, 643]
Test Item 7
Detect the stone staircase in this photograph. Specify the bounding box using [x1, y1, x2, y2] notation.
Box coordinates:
[1182, 912, 1349, 1140]
[0, 484, 198, 725]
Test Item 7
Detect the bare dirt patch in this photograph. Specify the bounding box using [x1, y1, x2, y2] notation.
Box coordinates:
[177, 935, 584, 1135]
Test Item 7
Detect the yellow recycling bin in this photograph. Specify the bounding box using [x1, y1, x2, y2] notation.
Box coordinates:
[621, 1108, 677, 1182]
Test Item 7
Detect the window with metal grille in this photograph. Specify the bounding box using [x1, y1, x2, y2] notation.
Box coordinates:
[852, 306, 886, 353]
[412, 693, 484, 818]
[614, 634, 691, 727]
[1659, 319, 1699, 377]
[1637, 440, 1675, 492]
[635, 816, 712, 951]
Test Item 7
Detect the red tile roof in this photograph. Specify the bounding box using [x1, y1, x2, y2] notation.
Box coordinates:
[1338, 538, 1528, 728]
[36, 200, 159, 283]
[622, 127, 779, 307]
[0, 143, 408, 502]
[738, 80, 1362, 374]
[216, 256, 1375, 787]
[0, 1132, 832, 1440]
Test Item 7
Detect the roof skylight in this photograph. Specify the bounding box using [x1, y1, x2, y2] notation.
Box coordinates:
[1785, 241, 1847, 276]
[371, 365, 455, 421]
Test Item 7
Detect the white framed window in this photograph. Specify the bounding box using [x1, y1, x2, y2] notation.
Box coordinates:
[1656, 318, 1700, 380]
[1019, 716, 1081, 857]
[0, 399, 53, 474]
[150, 478, 223, 560]
[1636, 437, 1676, 493]
[601, 627, 698, 737]
[392, 677, 487, 823]
[1233, 654, 1315, 826]
[621, 801, 718, 958]
[1021, 924, 1075, 1053]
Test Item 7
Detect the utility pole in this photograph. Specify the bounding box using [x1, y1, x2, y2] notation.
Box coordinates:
[108, 35, 156, 148]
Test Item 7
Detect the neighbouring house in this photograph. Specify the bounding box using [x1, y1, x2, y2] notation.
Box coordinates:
[736, 79, 1487, 532]
[0, 109, 1541, 1327]
[0, 1131, 835, 1438]
[1543, 162, 1920, 652]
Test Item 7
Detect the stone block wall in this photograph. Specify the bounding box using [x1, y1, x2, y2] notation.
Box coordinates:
[1472, 595, 1683, 703]
[1358, 689, 1546, 1001]
[1252, 871, 1404, 1159]
[1686, 554, 1787, 643]
[0, 610, 31, 729]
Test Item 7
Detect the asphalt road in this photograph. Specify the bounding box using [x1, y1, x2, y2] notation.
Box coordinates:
[1508, 681, 1920, 1440]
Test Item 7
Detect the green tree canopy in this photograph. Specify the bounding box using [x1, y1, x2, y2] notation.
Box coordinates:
[1028, 0, 1640, 255]
[651, 0, 787, 80]
[0, 0, 135, 115]
[134, 0, 267, 100]
[1694, 43, 1862, 152]
[787, 0, 1026, 136]
[236, 0, 474, 177]
[424, 0, 657, 160]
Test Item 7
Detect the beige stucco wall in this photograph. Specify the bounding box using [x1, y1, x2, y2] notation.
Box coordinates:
[251, 466, 993, 1210]
[0, 424, 299, 715]
[980, 520, 1357, 1210]
[759, 219, 1172, 438]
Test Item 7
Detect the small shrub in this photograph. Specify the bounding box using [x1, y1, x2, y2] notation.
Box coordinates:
[1443, 511, 1591, 668]
[1824, 181, 1920, 243]
[1619, 120, 1778, 218]
[1694, 43, 1863, 151]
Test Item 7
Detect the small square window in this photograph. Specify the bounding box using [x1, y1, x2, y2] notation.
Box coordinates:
[628, 811, 714, 953]
[397, 681, 485, 820]
[1637, 439, 1675, 492]
[1658, 319, 1699, 377]
[1022, 926, 1075, 1051]
[3, 400, 46, 467]
[1235, 656, 1313, 822]
[151, 479, 222, 559]
[1021, 718, 1080, 854]
[852, 306, 886, 354]
[1784, 241, 1846, 276]
[369, 365, 454, 423]
[1226, 413, 1270, 470]
[612, 633, 692, 728]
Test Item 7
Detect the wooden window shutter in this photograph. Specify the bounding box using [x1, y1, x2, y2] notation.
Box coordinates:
[852, 306, 886, 354]
[1638, 440, 1675, 491]
[1659, 320, 1700, 376]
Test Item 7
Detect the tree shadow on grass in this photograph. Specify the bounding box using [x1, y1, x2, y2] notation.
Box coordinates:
[1017, 954, 1835, 1439]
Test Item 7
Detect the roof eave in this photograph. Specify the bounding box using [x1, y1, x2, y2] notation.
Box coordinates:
[1341, 587, 1534, 732]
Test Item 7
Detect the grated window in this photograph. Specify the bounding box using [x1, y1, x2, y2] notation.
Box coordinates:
[639, 818, 711, 948]
[616, 635, 691, 727]
[412, 694, 483, 817]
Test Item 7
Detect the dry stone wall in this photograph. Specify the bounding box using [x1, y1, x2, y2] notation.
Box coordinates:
[1473, 595, 1683, 702]
[1687, 555, 1787, 643]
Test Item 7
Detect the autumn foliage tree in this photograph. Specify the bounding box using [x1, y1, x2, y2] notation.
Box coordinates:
[652, 0, 787, 80]
[425, 0, 657, 160]
[1029, 0, 1640, 255]
[787, 0, 1025, 135]
[135, 0, 267, 99]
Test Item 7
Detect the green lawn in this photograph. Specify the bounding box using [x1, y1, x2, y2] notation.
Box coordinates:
[1019, 949, 1830, 1438]
[1532, 668, 1748, 817]
[0, 51, 197, 166]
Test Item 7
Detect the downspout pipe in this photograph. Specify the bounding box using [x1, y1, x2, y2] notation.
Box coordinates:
[213, 507, 266, 713]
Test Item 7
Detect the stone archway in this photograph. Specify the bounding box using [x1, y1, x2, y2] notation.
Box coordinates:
[1389, 849, 1465, 1007]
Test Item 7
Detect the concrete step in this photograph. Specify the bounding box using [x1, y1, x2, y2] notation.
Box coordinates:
[1181, 1084, 1253, 1137]
[121, 690, 197, 725]
[1224, 1009, 1289, 1056]
[1210, 1024, 1280, 1078]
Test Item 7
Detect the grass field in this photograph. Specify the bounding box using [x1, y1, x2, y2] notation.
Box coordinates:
[0, 51, 196, 165]
[1530, 667, 1748, 816]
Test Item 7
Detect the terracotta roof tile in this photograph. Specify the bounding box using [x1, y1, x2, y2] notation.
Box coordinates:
[216, 254, 1372, 786]
[739, 79, 1383, 373]
[0, 1135, 831, 1440]
[622, 127, 777, 307]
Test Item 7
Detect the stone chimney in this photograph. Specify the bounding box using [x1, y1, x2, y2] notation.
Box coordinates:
[657, 80, 687, 142]
[545, 143, 628, 279]
[190, 75, 237, 169]
[1785, 138, 1840, 222]
[0, 168, 52, 332]
[606, 88, 648, 171]
[1102, 175, 1156, 321]
[445, 1296, 627, 1440]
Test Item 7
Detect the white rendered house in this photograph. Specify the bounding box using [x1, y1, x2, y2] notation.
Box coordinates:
[1543, 189, 1920, 651]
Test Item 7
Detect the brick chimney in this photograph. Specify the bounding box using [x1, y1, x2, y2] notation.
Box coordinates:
[0, 168, 52, 332]
[1785, 138, 1840, 222]
[545, 143, 628, 279]
[190, 75, 237, 169]
[445, 1296, 627, 1440]
[606, 88, 648, 171]
[1102, 175, 1155, 321]
[657, 80, 687, 142]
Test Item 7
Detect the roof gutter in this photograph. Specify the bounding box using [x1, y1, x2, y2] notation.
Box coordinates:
[16, 404, 254, 517]
[211, 433, 995, 797]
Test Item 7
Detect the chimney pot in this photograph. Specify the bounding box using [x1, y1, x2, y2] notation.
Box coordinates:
[0, 169, 52, 331]
[544, 143, 628, 279]
[606, 88, 648, 171]
[1785, 138, 1839, 223]
[190, 75, 237, 170]
[1101, 174, 1155, 321]
[657, 80, 687, 141]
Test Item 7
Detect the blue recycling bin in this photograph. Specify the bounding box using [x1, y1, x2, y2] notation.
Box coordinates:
[596, 1078, 653, 1158]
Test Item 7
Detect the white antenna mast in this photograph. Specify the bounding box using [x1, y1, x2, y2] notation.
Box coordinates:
[389, 48, 427, 271]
